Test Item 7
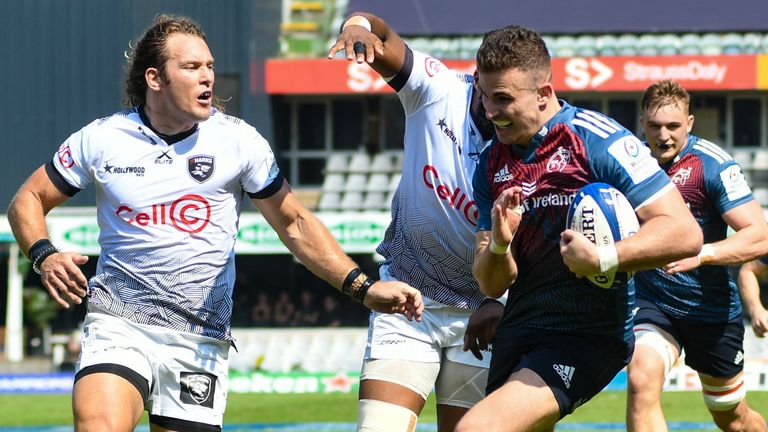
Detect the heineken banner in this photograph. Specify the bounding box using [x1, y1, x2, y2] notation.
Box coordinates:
[228, 371, 359, 394]
[33, 210, 391, 255]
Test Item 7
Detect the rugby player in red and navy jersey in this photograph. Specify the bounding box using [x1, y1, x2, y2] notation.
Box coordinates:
[7, 14, 422, 432]
[456, 27, 702, 431]
[627, 79, 768, 432]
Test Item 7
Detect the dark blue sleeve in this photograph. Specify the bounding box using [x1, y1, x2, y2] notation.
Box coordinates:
[473, 147, 493, 232]
[587, 133, 672, 209]
[706, 160, 754, 215]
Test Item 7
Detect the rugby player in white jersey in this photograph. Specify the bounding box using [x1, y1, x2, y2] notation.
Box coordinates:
[7, 15, 422, 432]
[328, 12, 502, 432]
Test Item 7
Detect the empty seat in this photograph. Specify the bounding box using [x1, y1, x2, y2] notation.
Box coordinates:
[616, 34, 639, 56]
[388, 173, 402, 192]
[700, 33, 723, 55]
[340, 192, 364, 211]
[553, 35, 576, 57]
[637, 34, 660, 56]
[752, 150, 768, 170]
[321, 173, 346, 192]
[325, 153, 349, 173]
[596, 34, 619, 56]
[541, 35, 558, 57]
[370, 153, 395, 173]
[458, 36, 483, 60]
[317, 192, 341, 211]
[679, 33, 702, 55]
[656, 34, 680, 56]
[760, 34, 768, 54]
[732, 149, 754, 171]
[722, 33, 744, 55]
[367, 173, 391, 192]
[344, 173, 368, 192]
[363, 192, 388, 210]
[742, 32, 763, 54]
[348, 153, 371, 173]
[574, 35, 598, 57]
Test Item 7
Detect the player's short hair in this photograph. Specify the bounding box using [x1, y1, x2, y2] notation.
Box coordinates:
[123, 14, 207, 108]
[641, 79, 691, 115]
[476, 25, 551, 86]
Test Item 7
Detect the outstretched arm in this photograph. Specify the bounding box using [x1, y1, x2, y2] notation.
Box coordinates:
[327, 11, 407, 78]
[666, 199, 768, 273]
[253, 180, 423, 320]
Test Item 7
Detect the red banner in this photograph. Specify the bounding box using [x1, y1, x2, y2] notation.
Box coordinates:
[264, 55, 763, 94]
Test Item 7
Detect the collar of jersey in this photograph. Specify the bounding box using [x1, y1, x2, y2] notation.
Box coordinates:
[138, 105, 199, 145]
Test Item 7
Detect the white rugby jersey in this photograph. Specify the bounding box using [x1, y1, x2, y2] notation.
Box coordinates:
[50, 108, 282, 340]
[376, 48, 492, 309]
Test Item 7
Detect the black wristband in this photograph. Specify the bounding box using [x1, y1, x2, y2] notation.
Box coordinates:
[342, 267, 363, 296]
[354, 277, 375, 303]
[29, 239, 59, 275]
[480, 298, 503, 308]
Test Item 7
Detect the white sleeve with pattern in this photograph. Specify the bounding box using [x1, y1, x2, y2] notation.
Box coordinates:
[50, 121, 99, 189]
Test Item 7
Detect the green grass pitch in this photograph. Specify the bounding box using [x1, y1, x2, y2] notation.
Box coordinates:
[0, 391, 766, 429]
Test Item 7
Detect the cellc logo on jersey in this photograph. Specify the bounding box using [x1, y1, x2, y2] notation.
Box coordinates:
[425, 57, 443, 77]
[57, 144, 75, 168]
[422, 164, 478, 226]
[115, 194, 211, 233]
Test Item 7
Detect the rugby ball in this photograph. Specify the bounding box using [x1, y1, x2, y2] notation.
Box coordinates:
[566, 183, 640, 289]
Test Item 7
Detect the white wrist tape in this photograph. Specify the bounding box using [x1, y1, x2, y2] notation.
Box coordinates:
[697, 243, 715, 265]
[597, 245, 619, 273]
[489, 237, 510, 255]
[342, 16, 372, 32]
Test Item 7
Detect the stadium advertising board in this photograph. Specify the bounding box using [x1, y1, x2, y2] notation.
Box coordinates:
[265, 54, 767, 94]
[41, 212, 390, 255]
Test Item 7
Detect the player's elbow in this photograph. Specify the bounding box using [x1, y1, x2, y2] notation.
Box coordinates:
[677, 218, 703, 257]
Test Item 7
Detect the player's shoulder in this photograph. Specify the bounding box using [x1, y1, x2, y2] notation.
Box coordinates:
[86, 107, 140, 129]
[409, 48, 473, 87]
[687, 135, 733, 167]
[561, 103, 631, 145]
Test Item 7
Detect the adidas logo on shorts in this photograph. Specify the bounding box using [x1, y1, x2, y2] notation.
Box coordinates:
[553, 364, 575, 389]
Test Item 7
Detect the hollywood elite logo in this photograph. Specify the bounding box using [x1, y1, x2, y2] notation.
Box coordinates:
[102, 162, 146, 177]
[188, 155, 215, 183]
[180, 372, 216, 408]
[155, 150, 173, 165]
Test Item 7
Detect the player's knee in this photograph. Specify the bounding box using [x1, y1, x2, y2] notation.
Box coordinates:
[702, 380, 746, 413]
[632, 325, 677, 382]
[357, 399, 417, 432]
[435, 359, 487, 408]
[361, 358, 439, 400]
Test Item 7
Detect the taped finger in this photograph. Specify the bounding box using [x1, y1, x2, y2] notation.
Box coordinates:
[353, 41, 365, 55]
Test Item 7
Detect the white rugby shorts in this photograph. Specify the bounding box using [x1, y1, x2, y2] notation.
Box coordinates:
[363, 266, 491, 367]
[77, 308, 231, 427]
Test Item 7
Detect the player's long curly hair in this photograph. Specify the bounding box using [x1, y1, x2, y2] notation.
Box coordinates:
[476, 25, 552, 87]
[123, 14, 207, 108]
[641, 79, 691, 115]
